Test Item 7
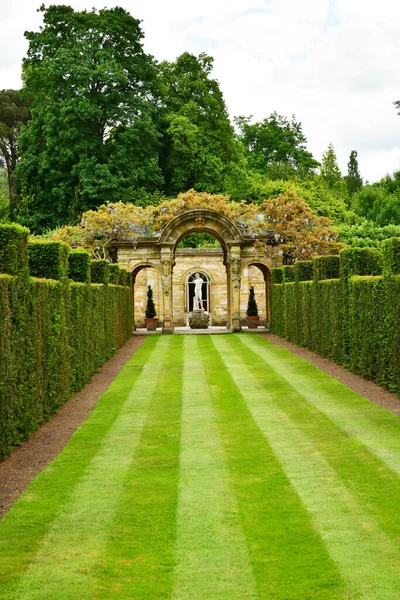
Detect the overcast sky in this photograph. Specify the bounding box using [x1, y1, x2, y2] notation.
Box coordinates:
[1, 0, 400, 183]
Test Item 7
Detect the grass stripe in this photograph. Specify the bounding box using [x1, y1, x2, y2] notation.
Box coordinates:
[92, 336, 184, 599]
[233, 336, 400, 549]
[3, 337, 171, 600]
[214, 335, 400, 600]
[172, 336, 257, 600]
[0, 340, 157, 591]
[240, 335, 400, 477]
[198, 336, 346, 600]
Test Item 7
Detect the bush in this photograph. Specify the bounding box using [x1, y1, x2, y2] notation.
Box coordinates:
[0, 223, 29, 276]
[271, 267, 283, 284]
[118, 269, 127, 287]
[282, 265, 295, 282]
[109, 264, 120, 285]
[340, 247, 382, 278]
[313, 255, 340, 281]
[145, 285, 157, 319]
[28, 241, 69, 280]
[294, 260, 313, 282]
[68, 250, 91, 283]
[246, 286, 258, 317]
[90, 260, 109, 285]
[382, 237, 400, 276]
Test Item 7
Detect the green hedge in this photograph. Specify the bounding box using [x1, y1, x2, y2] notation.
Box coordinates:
[0, 228, 133, 460]
[90, 260, 109, 284]
[28, 241, 69, 280]
[294, 260, 313, 282]
[0, 224, 29, 276]
[382, 237, 400, 276]
[340, 247, 382, 278]
[270, 251, 400, 395]
[282, 265, 295, 282]
[109, 264, 120, 285]
[313, 255, 340, 281]
[68, 250, 91, 283]
[271, 267, 283, 284]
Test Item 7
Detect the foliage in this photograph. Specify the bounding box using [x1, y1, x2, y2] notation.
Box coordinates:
[68, 250, 91, 283]
[145, 285, 157, 319]
[108, 264, 121, 285]
[320, 143, 343, 190]
[14, 5, 162, 232]
[28, 240, 69, 280]
[0, 168, 9, 222]
[271, 267, 283, 284]
[282, 265, 295, 282]
[159, 53, 247, 197]
[338, 221, 400, 247]
[312, 255, 340, 281]
[339, 247, 382, 278]
[48, 190, 343, 264]
[90, 259, 109, 284]
[245, 174, 357, 223]
[382, 237, 400, 276]
[345, 150, 363, 196]
[351, 172, 400, 226]
[178, 233, 220, 248]
[0, 226, 132, 459]
[0, 223, 29, 276]
[0, 90, 31, 220]
[246, 286, 258, 317]
[294, 260, 313, 282]
[235, 112, 319, 179]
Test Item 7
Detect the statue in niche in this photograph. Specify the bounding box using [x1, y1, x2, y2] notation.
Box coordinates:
[193, 272, 204, 310]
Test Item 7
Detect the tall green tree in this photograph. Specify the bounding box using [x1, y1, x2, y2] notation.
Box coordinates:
[345, 150, 363, 195]
[159, 52, 247, 197]
[15, 4, 162, 232]
[320, 143, 342, 189]
[235, 112, 319, 179]
[0, 90, 31, 220]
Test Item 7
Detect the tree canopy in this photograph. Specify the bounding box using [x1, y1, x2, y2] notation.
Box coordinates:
[235, 112, 319, 179]
[14, 4, 162, 232]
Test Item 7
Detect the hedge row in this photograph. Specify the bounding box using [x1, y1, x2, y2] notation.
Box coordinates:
[0, 225, 133, 459]
[270, 239, 400, 395]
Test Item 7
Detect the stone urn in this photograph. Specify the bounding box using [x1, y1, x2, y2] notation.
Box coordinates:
[188, 309, 210, 329]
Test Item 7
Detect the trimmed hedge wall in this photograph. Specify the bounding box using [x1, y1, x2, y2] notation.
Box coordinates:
[271, 267, 283, 284]
[0, 224, 133, 459]
[91, 259, 109, 284]
[270, 248, 400, 395]
[294, 260, 313, 283]
[109, 264, 120, 285]
[28, 241, 69, 280]
[313, 255, 340, 281]
[68, 250, 91, 283]
[0, 224, 29, 276]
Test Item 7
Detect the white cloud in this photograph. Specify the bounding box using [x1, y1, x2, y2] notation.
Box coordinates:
[1, 0, 400, 182]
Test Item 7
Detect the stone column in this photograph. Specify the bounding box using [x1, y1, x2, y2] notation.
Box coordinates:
[160, 249, 174, 334]
[228, 246, 242, 333]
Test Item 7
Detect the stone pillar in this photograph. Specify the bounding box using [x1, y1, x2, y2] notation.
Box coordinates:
[160, 249, 174, 334]
[228, 246, 242, 333]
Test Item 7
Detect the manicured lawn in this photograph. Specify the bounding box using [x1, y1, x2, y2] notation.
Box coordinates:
[1, 334, 400, 599]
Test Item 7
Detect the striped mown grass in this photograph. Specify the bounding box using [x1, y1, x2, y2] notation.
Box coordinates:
[1, 334, 400, 599]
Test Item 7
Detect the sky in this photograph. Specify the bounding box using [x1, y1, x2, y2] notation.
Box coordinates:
[1, 0, 400, 183]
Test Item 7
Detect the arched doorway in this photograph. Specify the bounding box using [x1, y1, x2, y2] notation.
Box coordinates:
[130, 264, 160, 330]
[241, 262, 272, 327]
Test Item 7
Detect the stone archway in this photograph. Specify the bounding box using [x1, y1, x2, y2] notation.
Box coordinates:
[241, 260, 272, 327]
[115, 208, 276, 333]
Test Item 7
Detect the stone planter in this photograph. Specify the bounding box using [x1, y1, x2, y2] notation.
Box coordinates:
[188, 309, 209, 329]
[145, 317, 158, 331]
[246, 315, 260, 329]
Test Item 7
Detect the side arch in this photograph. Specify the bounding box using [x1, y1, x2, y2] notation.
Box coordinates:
[241, 260, 272, 327]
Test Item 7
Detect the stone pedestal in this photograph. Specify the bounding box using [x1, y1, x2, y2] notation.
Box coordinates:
[188, 309, 209, 329]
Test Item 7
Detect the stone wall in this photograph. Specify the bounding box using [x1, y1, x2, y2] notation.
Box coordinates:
[133, 248, 266, 328]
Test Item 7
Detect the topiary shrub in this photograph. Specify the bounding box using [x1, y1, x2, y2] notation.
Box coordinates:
[0, 223, 29, 276]
[68, 250, 91, 283]
[246, 286, 258, 317]
[28, 241, 69, 280]
[90, 259, 109, 285]
[294, 260, 313, 282]
[108, 263, 120, 285]
[271, 267, 284, 284]
[282, 265, 295, 282]
[340, 247, 382, 278]
[145, 285, 157, 319]
[382, 237, 400, 277]
[313, 255, 340, 281]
